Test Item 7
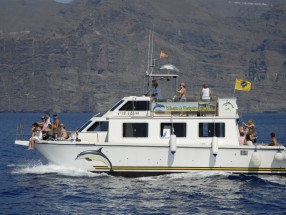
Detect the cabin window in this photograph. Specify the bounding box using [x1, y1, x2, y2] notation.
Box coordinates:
[110, 100, 124, 111]
[119, 101, 150, 111]
[160, 123, 186, 137]
[123, 123, 148, 137]
[78, 120, 92, 132]
[199, 123, 225, 137]
[87, 121, 109, 132]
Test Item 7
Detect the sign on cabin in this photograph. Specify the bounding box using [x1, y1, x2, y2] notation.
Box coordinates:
[151, 101, 216, 112]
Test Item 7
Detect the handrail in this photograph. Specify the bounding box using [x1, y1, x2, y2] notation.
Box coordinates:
[16, 122, 30, 140]
[155, 96, 218, 103]
[150, 97, 217, 113]
[15, 122, 78, 141]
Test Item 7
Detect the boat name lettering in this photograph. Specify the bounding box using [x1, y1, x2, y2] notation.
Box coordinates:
[118, 111, 140, 116]
[166, 106, 198, 111]
[240, 150, 248, 156]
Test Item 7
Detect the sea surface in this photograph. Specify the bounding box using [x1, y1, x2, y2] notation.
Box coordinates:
[1, 112, 286, 214]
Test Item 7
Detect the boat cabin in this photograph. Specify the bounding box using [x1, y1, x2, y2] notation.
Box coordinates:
[77, 96, 240, 147]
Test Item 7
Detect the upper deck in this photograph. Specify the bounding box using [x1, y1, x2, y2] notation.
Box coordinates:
[105, 96, 238, 118]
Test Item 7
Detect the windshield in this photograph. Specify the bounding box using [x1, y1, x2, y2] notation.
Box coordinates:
[110, 100, 124, 111]
[78, 120, 92, 132]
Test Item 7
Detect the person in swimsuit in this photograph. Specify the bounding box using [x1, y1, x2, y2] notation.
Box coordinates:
[177, 83, 186, 101]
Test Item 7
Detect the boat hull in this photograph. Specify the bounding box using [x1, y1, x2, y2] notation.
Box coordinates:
[27, 141, 286, 176]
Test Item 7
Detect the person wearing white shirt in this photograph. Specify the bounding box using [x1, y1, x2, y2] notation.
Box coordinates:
[28, 123, 43, 150]
[201, 84, 211, 100]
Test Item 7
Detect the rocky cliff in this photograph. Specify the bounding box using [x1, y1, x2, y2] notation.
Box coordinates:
[0, 0, 286, 113]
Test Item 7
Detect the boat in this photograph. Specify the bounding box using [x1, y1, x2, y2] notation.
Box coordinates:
[14, 69, 286, 176]
[15, 33, 286, 177]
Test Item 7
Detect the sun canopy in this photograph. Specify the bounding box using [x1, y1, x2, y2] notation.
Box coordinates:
[160, 64, 180, 72]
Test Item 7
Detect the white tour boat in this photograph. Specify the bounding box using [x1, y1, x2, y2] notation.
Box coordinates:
[15, 68, 286, 176]
[15, 31, 286, 176]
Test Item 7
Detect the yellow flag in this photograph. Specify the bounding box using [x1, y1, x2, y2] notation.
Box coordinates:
[160, 51, 169, 59]
[235, 79, 251, 91]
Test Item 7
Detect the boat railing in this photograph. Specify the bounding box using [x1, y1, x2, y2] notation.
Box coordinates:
[16, 122, 30, 141]
[16, 122, 79, 141]
[155, 96, 218, 103]
[150, 96, 218, 115]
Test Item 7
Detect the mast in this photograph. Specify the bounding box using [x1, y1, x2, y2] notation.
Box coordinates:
[150, 25, 154, 75]
[144, 28, 154, 95]
[143, 26, 179, 97]
[147, 30, 151, 75]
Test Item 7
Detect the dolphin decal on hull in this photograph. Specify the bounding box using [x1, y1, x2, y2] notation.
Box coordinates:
[75, 147, 113, 171]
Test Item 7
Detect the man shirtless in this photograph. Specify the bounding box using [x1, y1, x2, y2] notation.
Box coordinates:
[269, 132, 278, 146]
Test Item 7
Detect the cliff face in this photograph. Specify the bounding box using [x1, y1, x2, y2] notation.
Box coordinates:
[0, 0, 286, 113]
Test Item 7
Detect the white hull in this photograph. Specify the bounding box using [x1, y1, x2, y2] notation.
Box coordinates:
[15, 95, 286, 176]
[17, 140, 286, 176]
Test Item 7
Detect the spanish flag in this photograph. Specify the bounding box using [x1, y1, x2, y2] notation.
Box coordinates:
[160, 51, 169, 59]
[235, 79, 251, 91]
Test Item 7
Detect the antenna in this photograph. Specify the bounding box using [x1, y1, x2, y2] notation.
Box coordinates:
[150, 24, 154, 74]
[144, 26, 155, 96]
[146, 26, 154, 75]
[147, 30, 151, 74]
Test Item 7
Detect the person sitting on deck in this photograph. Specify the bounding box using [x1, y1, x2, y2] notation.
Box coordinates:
[269, 132, 279, 146]
[28, 123, 42, 150]
[201, 84, 211, 100]
[245, 132, 256, 145]
[43, 124, 55, 140]
[58, 123, 69, 140]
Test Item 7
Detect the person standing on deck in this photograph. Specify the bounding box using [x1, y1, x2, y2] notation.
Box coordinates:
[177, 83, 186, 101]
[151, 80, 163, 101]
[243, 119, 257, 143]
[201, 84, 211, 100]
[52, 114, 60, 138]
[238, 127, 246, 145]
[269, 132, 279, 146]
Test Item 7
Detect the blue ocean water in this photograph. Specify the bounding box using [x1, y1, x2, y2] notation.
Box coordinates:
[1, 112, 286, 214]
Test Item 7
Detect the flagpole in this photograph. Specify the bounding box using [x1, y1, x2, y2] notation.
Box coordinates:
[147, 30, 151, 74]
[150, 24, 154, 74]
[233, 79, 236, 96]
